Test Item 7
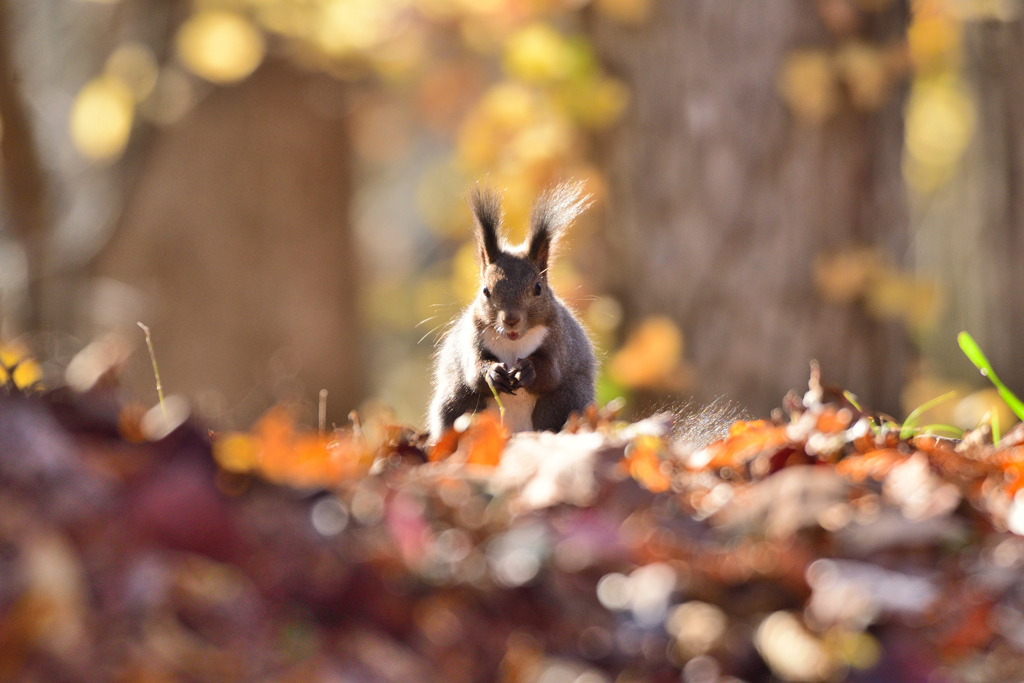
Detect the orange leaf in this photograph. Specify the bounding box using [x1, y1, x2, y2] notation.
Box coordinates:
[429, 426, 463, 462]
[703, 424, 788, 470]
[626, 436, 671, 493]
[465, 411, 508, 467]
[216, 405, 369, 488]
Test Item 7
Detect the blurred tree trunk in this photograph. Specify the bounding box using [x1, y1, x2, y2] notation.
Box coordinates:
[0, 0, 49, 332]
[920, 19, 1024, 393]
[591, 1, 912, 416]
[93, 61, 362, 426]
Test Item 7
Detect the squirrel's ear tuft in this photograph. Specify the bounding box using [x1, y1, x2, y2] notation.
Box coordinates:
[469, 186, 503, 266]
[528, 180, 592, 274]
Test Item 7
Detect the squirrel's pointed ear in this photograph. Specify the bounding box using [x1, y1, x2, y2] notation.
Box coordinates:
[469, 187, 503, 266]
[528, 181, 592, 275]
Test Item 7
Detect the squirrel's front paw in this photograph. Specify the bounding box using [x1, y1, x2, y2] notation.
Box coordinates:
[485, 362, 516, 394]
[510, 357, 536, 390]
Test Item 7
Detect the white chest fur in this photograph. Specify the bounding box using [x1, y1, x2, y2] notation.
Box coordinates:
[482, 325, 549, 367]
[482, 325, 548, 433]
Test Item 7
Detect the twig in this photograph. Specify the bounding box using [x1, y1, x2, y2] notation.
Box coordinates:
[319, 389, 328, 436]
[137, 322, 166, 422]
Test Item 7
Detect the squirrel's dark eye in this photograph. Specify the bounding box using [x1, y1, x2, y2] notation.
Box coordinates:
[534, 282, 542, 296]
[483, 287, 490, 298]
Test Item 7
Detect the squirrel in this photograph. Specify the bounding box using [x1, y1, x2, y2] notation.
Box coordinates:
[428, 182, 596, 439]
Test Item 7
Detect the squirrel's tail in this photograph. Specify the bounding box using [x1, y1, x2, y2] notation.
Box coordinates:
[669, 397, 747, 452]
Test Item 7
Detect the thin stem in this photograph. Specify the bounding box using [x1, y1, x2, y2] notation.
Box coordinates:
[482, 368, 505, 426]
[137, 322, 166, 422]
[319, 389, 328, 436]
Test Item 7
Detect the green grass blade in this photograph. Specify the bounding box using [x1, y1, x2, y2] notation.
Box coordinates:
[843, 390, 862, 412]
[917, 424, 964, 438]
[992, 409, 1001, 445]
[958, 331, 1024, 422]
[482, 368, 505, 425]
[996, 387, 1024, 423]
[900, 390, 957, 440]
[958, 332, 992, 376]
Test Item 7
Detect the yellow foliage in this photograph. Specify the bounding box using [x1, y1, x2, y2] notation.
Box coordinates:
[457, 82, 538, 169]
[370, 24, 428, 80]
[104, 43, 159, 103]
[813, 248, 942, 333]
[564, 77, 629, 130]
[812, 248, 881, 305]
[778, 50, 840, 125]
[452, 241, 483, 303]
[213, 432, 261, 473]
[0, 343, 42, 391]
[865, 272, 942, 333]
[460, 13, 515, 55]
[903, 74, 975, 193]
[509, 116, 574, 169]
[176, 10, 265, 84]
[315, 0, 402, 56]
[70, 76, 135, 162]
[835, 42, 891, 111]
[255, 2, 315, 39]
[503, 23, 576, 83]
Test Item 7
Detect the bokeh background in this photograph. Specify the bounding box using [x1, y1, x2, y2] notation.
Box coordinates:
[1, 0, 1022, 431]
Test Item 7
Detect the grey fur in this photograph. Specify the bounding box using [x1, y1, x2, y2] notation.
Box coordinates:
[428, 183, 596, 439]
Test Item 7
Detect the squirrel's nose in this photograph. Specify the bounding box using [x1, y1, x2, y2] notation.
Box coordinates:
[503, 313, 521, 328]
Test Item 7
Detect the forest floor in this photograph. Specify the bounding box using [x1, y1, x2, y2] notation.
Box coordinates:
[1, 357, 1024, 683]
